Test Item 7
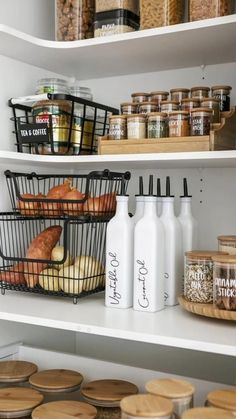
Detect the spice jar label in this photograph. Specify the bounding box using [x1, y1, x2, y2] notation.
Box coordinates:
[214, 276, 236, 310]
[185, 262, 214, 303]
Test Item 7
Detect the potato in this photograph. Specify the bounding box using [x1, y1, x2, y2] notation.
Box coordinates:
[74, 255, 105, 291]
[17, 193, 43, 216]
[39, 269, 60, 291]
[51, 246, 73, 269]
[59, 265, 83, 295]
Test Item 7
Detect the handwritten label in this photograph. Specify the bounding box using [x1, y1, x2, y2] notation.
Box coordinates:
[107, 252, 121, 305]
[136, 259, 149, 308]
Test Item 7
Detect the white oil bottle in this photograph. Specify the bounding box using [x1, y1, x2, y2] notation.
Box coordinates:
[178, 178, 198, 253]
[160, 177, 183, 306]
[132, 176, 145, 225]
[133, 175, 165, 312]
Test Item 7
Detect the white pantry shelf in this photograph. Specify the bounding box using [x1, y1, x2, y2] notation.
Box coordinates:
[0, 292, 235, 357]
[1, 15, 236, 79]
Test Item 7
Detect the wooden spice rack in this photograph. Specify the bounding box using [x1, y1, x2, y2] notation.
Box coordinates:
[98, 108, 236, 155]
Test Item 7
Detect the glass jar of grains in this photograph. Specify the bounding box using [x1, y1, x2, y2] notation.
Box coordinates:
[109, 115, 127, 140]
[170, 88, 190, 103]
[160, 100, 179, 114]
[127, 114, 146, 139]
[213, 255, 236, 311]
[201, 98, 220, 123]
[211, 85, 232, 112]
[181, 98, 200, 112]
[35, 78, 69, 94]
[139, 102, 159, 114]
[218, 236, 236, 255]
[0, 387, 43, 419]
[190, 108, 213, 136]
[120, 394, 173, 419]
[188, 0, 233, 22]
[147, 112, 168, 138]
[168, 111, 190, 137]
[0, 360, 38, 388]
[146, 378, 195, 419]
[121, 102, 138, 115]
[182, 407, 234, 419]
[32, 401, 97, 419]
[81, 379, 139, 419]
[206, 389, 236, 413]
[150, 91, 169, 105]
[191, 86, 210, 99]
[140, 0, 185, 29]
[56, 0, 95, 41]
[184, 251, 228, 303]
[131, 92, 150, 103]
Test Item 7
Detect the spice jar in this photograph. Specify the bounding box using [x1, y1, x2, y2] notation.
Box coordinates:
[127, 114, 146, 139]
[211, 85, 232, 112]
[132, 93, 150, 103]
[81, 379, 139, 419]
[0, 387, 43, 419]
[191, 87, 210, 99]
[35, 78, 69, 95]
[213, 255, 236, 311]
[139, 102, 159, 114]
[150, 91, 169, 106]
[147, 112, 168, 138]
[206, 389, 236, 413]
[189, 0, 233, 22]
[170, 88, 190, 103]
[201, 98, 220, 123]
[146, 378, 195, 419]
[218, 236, 236, 255]
[29, 369, 83, 403]
[109, 115, 127, 140]
[190, 108, 213, 136]
[56, 0, 95, 41]
[121, 102, 138, 115]
[140, 0, 185, 29]
[160, 101, 179, 114]
[182, 407, 234, 419]
[32, 400, 97, 419]
[184, 251, 227, 303]
[169, 111, 190, 137]
[0, 360, 38, 387]
[120, 394, 173, 419]
[181, 99, 200, 112]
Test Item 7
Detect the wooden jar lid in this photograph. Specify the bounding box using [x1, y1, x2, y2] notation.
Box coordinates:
[0, 387, 43, 416]
[218, 235, 236, 242]
[185, 250, 227, 259]
[32, 400, 97, 419]
[207, 389, 236, 411]
[0, 360, 38, 383]
[146, 378, 195, 398]
[81, 379, 138, 402]
[29, 369, 83, 393]
[120, 394, 173, 417]
[182, 407, 234, 418]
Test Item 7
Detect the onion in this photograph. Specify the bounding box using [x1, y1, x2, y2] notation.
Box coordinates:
[83, 196, 105, 216]
[39, 268, 60, 291]
[51, 246, 73, 269]
[59, 265, 83, 295]
[62, 188, 84, 216]
[40, 197, 62, 217]
[17, 193, 41, 216]
[47, 179, 72, 199]
[99, 192, 116, 212]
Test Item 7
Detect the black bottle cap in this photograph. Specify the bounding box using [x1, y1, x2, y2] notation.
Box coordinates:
[164, 176, 174, 198]
[156, 178, 163, 198]
[149, 175, 154, 196]
[180, 178, 192, 198]
[135, 176, 144, 197]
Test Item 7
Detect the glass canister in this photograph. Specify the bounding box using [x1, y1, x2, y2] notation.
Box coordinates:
[35, 78, 69, 94]
[213, 255, 236, 311]
[131, 93, 150, 103]
[120, 394, 173, 419]
[145, 378, 195, 419]
[218, 236, 236, 255]
[0, 360, 38, 388]
[121, 102, 138, 115]
[81, 379, 139, 419]
[181, 98, 200, 112]
[0, 387, 43, 419]
[94, 9, 139, 36]
[160, 101, 179, 114]
[109, 115, 127, 140]
[32, 400, 97, 419]
[95, 0, 139, 14]
[201, 98, 220, 123]
[140, 0, 185, 29]
[168, 111, 190, 137]
[182, 407, 235, 419]
[190, 108, 213, 136]
[55, 0, 95, 41]
[127, 114, 146, 139]
[150, 91, 169, 106]
[191, 87, 210, 99]
[188, 0, 234, 22]
[139, 102, 159, 114]
[147, 112, 168, 138]
[206, 389, 236, 413]
[211, 85, 232, 112]
[170, 88, 190, 103]
[184, 251, 228, 303]
[29, 369, 83, 403]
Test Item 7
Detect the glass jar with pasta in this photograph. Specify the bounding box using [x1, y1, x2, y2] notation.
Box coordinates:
[140, 0, 185, 29]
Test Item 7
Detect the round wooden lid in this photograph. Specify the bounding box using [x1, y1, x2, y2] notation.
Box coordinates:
[126, 113, 146, 119]
[81, 379, 138, 402]
[120, 102, 137, 107]
[191, 86, 210, 91]
[218, 235, 236, 242]
[120, 394, 173, 417]
[32, 400, 97, 419]
[146, 378, 195, 398]
[109, 114, 127, 120]
[170, 88, 190, 93]
[0, 360, 38, 383]
[29, 369, 83, 392]
[212, 254, 236, 263]
[185, 250, 227, 259]
[190, 107, 213, 113]
[150, 91, 169, 96]
[160, 100, 179, 105]
[211, 85, 232, 91]
[0, 387, 43, 414]
[201, 98, 220, 103]
[139, 101, 159, 106]
[207, 389, 236, 411]
[182, 407, 234, 418]
[181, 98, 200, 103]
[131, 92, 149, 97]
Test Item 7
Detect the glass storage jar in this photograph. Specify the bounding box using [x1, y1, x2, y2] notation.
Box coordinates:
[190, 108, 213, 136]
[150, 91, 169, 106]
[213, 255, 236, 311]
[140, 0, 185, 29]
[121, 102, 138, 115]
[191, 87, 210, 99]
[0, 361, 38, 388]
[169, 111, 190, 137]
[189, 0, 233, 22]
[146, 378, 195, 419]
[147, 112, 168, 138]
[132, 93, 150, 103]
[139, 102, 159, 114]
[184, 251, 227, 303]
[81, 379, 139, 419]
[181, 98, 200, 112]
[170, 88, 190, 103]
[36, 78, 69, 95]
[0, 387, 43, 419]
[109, 115, 127, 140]
[218, 236, 236, 255]
[120, 394, 173, 419]
[206, 389, 236, 413]
[94, 9, 139, 36]
[201, 98, 220, 123]
[95, 0, 139, 15]
[55, 0, 95, 41]
[211, 85, 232, 112]
[127, 114, 146, 139]
[32, 400, 97, 419]
[29, 369, 83, 403]
[160, 101, 179, 114]
[182, 407, 234, 419]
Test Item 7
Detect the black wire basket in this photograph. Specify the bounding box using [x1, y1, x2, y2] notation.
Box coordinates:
[0, 213, 109, 304]
[5, 170, 131, 220]
[9, 93, 118, 155]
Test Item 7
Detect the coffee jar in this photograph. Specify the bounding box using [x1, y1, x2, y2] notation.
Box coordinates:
[0, 387, 43, 419]
[147, 112, 168, 138]
[109, 115, 127, 140]
[32, 400, 97, 419]
[218, 236, 236, 255]
[212, 255, 236, 311]
[127, 114, 146, 139]
[120, 394, 173, 419]
[211, 85, 232, 112]
[206, 389, 236, 414]
[0, 360, 37, 388]
[182, 407, 235, 419]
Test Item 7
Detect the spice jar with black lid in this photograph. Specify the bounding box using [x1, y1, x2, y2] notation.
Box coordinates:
[0, 360, 38, 388]
[191, 86, 210, 99]
[139, 102, 159, 114]
[190, 108, 213, 136]
[213, 255, 236, 311]
[170, 88, 190, 103]
[168, 111, 190, 137]
[109, 115, 127, 140]
[0, 387, 43, 419]
[32, 400, 97, 419]
[182, 407, 235, 419]
[212, 85, 232, 112]
[206, 389, 236, 413]
[201, 98, 220, 123]
[120, 393, 174, 419]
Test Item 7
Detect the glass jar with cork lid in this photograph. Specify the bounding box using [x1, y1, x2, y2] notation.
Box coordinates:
[190, 86, 210, 99]
[145, 378, 195, 419]
[218, 236, 236, 255]
[168, 111, 190, 137]
[0, 387, 43, 419]
[160, 101, 179, 114]
[170, 88, 190, 103]
[139, 102, 159, 114]
[121, 102, 138, 115]
[150, 91, 169, 106]
[211, 85, 232, 112]
[181, 98, 200, 112]
[81, 379, 139, 419]
[201, 98, 220, 123]
[131, 93, 150, 103]
[0, 360, 38, 388]
[147, 112, 168, 138]
[212, 255, 236, 311]
[182, 407, 235, 419]
[190, 108, 213, 136]
[120, 393, 174, 419]
[206, 389, 236, 414]
[109, 115, 127, 140]
[32, 400, 97, 419]
[127, 114, 146, 139]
